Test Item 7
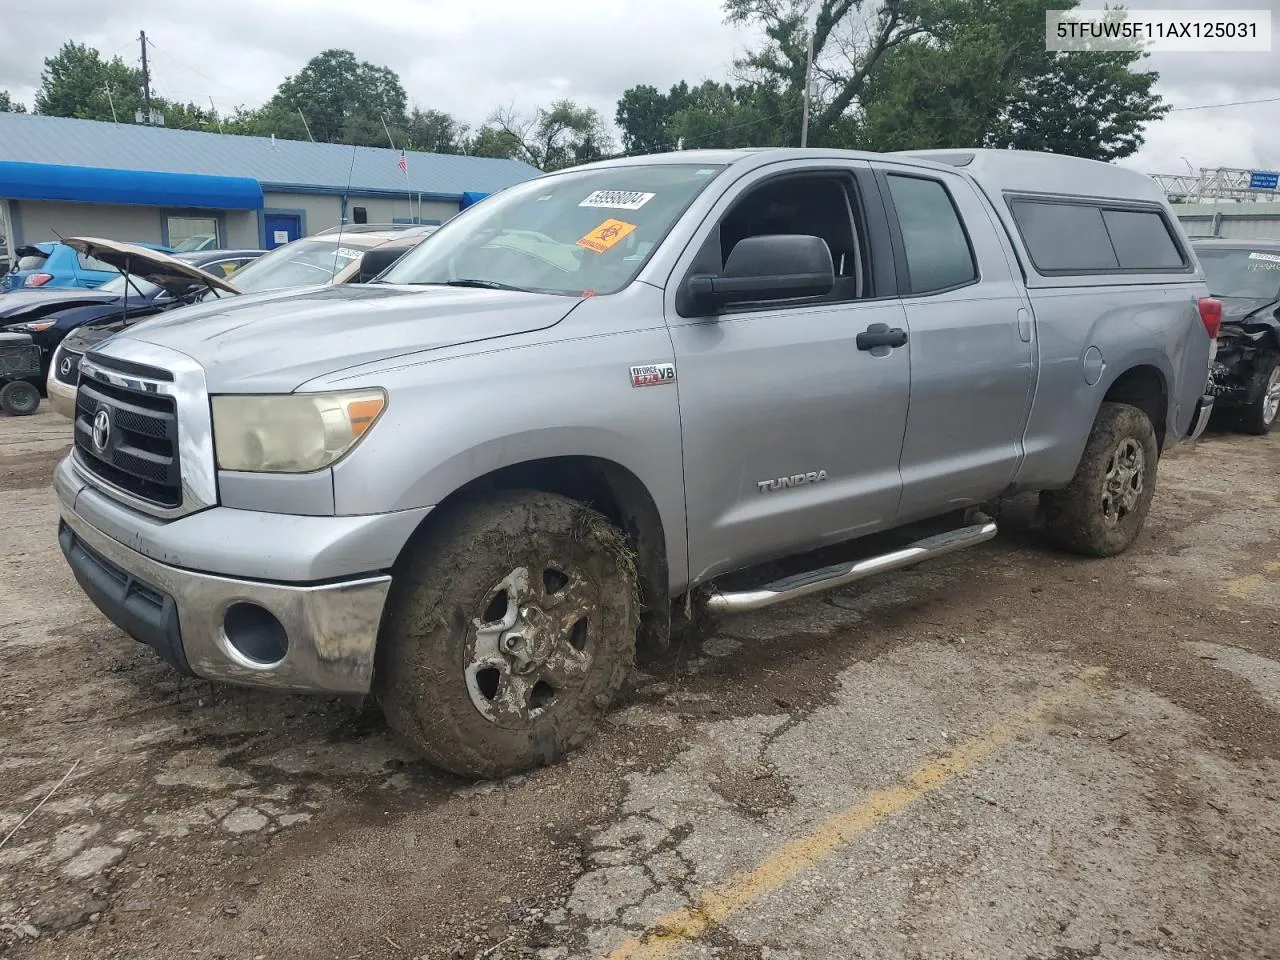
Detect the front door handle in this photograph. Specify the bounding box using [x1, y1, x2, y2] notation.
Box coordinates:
[856, 323, 909, 351]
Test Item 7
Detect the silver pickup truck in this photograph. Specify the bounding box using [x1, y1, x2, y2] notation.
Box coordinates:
[55, 148, 1217, 777]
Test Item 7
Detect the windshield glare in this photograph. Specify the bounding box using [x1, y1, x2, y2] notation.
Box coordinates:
[1197, 247, 1280, 300]
[380, 164, 726, 296]
[227, 239, 364, 294]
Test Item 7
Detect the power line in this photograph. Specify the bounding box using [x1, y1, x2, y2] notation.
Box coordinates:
[1169, 95, 1280, 113]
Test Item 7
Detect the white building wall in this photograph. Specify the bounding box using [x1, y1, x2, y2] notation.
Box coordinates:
[14, 200, 164, 245]
[11, 200, 261, 250]
[262, 192, 344, 236]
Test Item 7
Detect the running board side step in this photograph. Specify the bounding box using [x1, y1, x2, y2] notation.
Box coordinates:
[704, 521, 998, 615]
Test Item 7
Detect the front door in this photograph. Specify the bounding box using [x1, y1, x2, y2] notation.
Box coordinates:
[668, 166, 913, 585]
[263, 214, 301, 249]
[876, 166, 1036, 518]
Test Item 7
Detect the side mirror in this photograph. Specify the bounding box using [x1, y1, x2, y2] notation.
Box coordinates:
[687, 234, 834, 311]
[357, 248, 406, 283]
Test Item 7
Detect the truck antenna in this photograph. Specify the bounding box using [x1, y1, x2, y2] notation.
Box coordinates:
[331, 143, 359, 278]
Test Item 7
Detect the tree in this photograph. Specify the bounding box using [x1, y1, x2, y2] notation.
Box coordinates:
[615, 84, 685, 155]
[857, 0, 1167, 160]
[262, 49, 409, 146]
[34, 41, 144, 121]
[0, 90, 25, 113]
[481, 101, 614, 170]
[403, 107, 469, 154]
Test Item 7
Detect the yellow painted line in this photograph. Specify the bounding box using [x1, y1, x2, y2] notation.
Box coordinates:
[1225, 561, 1280, 599]
[604, 666, 1108, 960]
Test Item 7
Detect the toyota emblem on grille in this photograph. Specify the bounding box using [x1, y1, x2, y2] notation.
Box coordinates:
[59, 356, 73, 376]
[92, 409, 111, 452]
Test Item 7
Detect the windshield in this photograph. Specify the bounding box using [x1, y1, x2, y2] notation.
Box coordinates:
[99, 273, 162, 298]
[226, 239, 365, 294]
[1197, 247, 1280, 300]
[380, 164, 726, 296]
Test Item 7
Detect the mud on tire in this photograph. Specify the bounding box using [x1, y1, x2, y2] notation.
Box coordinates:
[1237, 354, 1280, 436]
[1040, 401, 1159, 558]
[375, 490, 639, 778]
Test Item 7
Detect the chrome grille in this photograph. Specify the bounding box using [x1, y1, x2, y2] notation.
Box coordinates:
[54, 348, 82, 386]
[74, 376, 182, 508]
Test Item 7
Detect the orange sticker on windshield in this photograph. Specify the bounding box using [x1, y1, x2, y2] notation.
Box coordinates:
[577, 218, 636, 254]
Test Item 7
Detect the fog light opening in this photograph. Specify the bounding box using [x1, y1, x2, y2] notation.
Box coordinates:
[223, 602, 289, 666]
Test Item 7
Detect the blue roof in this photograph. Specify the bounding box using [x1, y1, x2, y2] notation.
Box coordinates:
[0, 112, 540, 201]
[0, 160, 263, 210]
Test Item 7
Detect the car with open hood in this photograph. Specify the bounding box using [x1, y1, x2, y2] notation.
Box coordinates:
[39, 239, 255, 418]
[48, 227, 433, 419]
[1193, 238, 1280, 434]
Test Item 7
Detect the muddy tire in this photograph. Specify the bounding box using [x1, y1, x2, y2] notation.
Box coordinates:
[1237, 354, 1280, 436]
[375, 490, 639, 778]
[0, 380, 40, 416]
[1040, 402, 1159, 558]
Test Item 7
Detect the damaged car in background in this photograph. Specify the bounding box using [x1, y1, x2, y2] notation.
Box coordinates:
[1194, 238, 1280, 434]
[43, 239, 253, 419]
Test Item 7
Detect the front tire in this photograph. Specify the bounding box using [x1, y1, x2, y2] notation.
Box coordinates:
[1237, 355, 1280, 436]
[0, 380, 40, 416]
[375, 490, 638, 778]
[1041, 402, 1159, 558]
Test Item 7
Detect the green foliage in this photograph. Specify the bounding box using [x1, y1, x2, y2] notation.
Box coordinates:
[0, 90, 25, 113]
[34, 41, 144, 122]
[480, 100, 614, 170]
[616, 0, 1167, 162]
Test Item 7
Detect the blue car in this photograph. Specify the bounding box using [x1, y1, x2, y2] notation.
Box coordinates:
[1, 241, 172, 293]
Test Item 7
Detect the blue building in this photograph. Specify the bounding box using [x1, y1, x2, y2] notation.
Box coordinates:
[0, 112, 539, 253]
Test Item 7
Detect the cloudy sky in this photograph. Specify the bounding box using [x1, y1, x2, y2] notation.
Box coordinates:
[0, 0, 1276, 175]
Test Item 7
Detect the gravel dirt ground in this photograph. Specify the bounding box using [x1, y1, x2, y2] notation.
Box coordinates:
[1, 406, 1278, 960]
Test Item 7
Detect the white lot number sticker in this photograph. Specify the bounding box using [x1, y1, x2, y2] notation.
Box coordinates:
[580, 190, 655, 211]
[335, 246, 362, 261]
[1248, 251, 1280, 265]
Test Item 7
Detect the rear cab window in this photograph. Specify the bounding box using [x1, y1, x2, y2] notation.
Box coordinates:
[1007, 198, 1188, 275]
[885, 174, 978, 294]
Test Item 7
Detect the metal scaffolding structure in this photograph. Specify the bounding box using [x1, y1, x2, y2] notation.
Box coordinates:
[1151, 167, 1280, 203]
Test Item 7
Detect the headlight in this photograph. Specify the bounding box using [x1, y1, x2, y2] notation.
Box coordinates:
[212, 390, 386, 473]
[15, 320, 55, 333]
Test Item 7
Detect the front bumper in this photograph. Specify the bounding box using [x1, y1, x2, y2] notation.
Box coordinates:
[46, 370, 76, 420]
[1187, 393, 1215, 442]
[56, 456, 430, 694]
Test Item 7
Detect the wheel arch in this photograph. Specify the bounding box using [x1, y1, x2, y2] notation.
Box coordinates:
[1101, 363, 1170, 451]
[392, 455, 672, 651]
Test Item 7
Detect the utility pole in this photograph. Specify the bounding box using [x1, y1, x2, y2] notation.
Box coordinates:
[800, 32, 814, 148]
[139, 31, 152, 125]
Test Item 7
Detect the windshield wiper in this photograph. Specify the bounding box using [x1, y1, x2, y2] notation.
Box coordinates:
[432, 278, 528, 292]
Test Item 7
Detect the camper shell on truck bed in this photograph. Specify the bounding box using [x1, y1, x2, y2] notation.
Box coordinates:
[55, 147, 1215, 778]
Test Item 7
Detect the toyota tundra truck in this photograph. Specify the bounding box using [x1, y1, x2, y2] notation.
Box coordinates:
[54, 148, 1217, 777]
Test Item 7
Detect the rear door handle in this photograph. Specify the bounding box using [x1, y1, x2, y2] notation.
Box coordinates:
[856, 323, 909, 351]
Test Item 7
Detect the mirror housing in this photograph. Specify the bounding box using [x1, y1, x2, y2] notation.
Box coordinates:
[357, 247, 407, 283]
[687, 234, 834, 311]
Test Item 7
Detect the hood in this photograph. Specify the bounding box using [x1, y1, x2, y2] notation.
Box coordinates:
[63, 237, 241, 295]
[0, 288, 120, 322]
[103, 282, 581, 392]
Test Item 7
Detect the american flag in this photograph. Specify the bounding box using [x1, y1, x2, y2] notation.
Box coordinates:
[397, 150, 407, 174]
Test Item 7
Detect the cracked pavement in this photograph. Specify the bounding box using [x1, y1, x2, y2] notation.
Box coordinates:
[1, 409, 1278, 960]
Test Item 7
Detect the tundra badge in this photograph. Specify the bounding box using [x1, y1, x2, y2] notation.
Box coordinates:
[758, 470, 828, 493]
[631, 362, 676, 387]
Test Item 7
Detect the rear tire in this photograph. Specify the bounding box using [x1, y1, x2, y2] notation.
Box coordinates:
[0, 380, 40, 416]
[1041, 402, 1159, 558]
[375, 490, 638, 778]
[1237, 354, 1280, 436]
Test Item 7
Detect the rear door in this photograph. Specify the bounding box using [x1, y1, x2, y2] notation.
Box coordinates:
[873, 163, 1036, 518]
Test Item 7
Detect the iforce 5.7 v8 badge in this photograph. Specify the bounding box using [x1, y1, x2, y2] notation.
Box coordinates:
[630, 362, 676, 387]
